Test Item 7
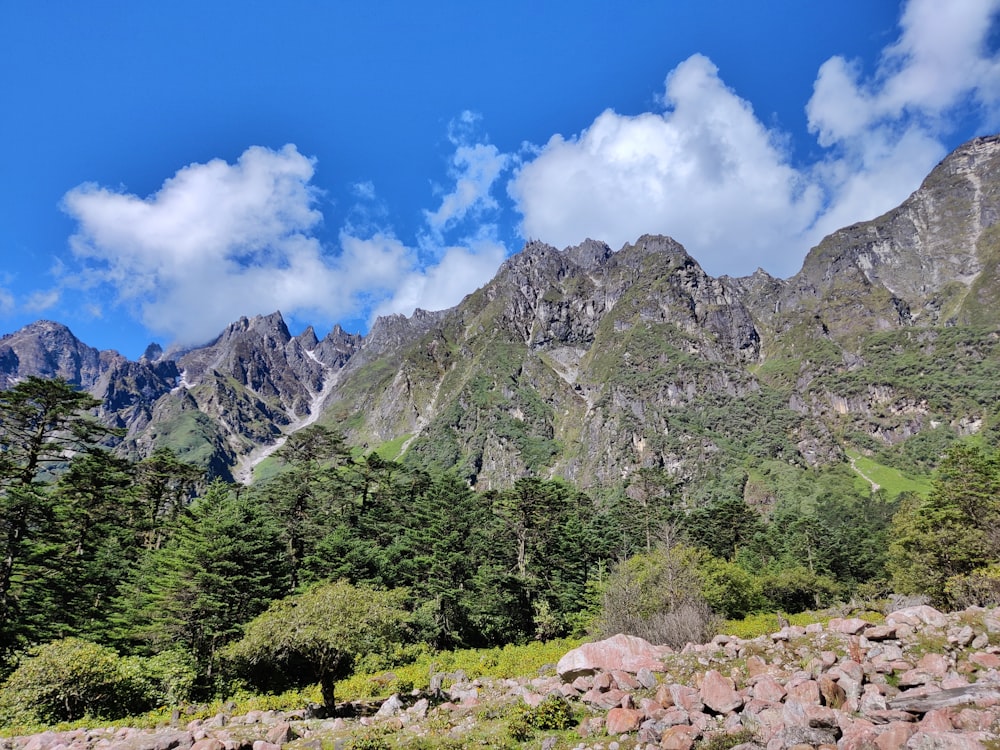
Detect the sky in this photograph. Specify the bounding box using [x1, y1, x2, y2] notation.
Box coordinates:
[2, 1, 1000, 358]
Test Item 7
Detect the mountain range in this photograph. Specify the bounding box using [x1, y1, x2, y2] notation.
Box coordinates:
[3, 134, 999, 500]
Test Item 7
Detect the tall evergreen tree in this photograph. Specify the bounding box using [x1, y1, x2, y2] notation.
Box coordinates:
[113, 481, 287, 689]
[887, 443, 999, 603]
[0, 377, 110, 666]
[34, 449, 138, 643]
[386, 473, 484, 647]
[133, 448, 204, 550]
[257, 425, 352, 592]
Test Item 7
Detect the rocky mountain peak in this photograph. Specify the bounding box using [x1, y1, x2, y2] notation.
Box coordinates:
[140, 342, 164, 362]
[0, 320, 111, 389]
[563, 238, 614, 269]
[294, 325, 319, 351]
[785, 133, 1000, 333]
[312, 325, 363, 368]
[361, 310, 446, 360]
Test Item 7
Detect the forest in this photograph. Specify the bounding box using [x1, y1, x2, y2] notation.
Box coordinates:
[1, 376, 999, 726]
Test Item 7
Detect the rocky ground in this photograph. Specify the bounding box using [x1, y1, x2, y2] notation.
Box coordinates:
[3, 605, 999, 750]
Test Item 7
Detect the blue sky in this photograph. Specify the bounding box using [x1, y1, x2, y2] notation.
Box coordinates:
[2, 1, 999, 357]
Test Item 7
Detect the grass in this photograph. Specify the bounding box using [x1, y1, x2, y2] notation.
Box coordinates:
[337, 638, 582, 701]
[844, 448, 932, 499]
[720, 608, 885, 640]
[373, 434, 413, 461]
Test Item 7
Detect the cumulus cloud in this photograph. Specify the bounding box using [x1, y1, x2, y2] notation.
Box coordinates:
[63, 145, 350, 344]
[808, 0, 1000, 145]
[509, 0, 1000, 278]
[372, 233, 507, 318]
[63, 141, 510, 345]
[803, 0, 1000, 242]
[509, 55, 822, 276]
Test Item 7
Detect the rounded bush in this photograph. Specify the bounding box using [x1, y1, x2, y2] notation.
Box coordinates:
[0, 638, 141, 724]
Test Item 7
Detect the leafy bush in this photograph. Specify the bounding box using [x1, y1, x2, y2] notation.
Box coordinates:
[505, 695, 574, 742]
[0, 638, 145, 724]
[593, 544, 721, 648]
[945, 565, 1000, 608]
[759, 566, 843, 613]
[122, 649, 198, 707]
[529, 694, 574, 730]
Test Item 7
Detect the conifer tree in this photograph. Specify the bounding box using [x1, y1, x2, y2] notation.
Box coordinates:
[113, 481, 287, 689]
[0, 377, 110, 666]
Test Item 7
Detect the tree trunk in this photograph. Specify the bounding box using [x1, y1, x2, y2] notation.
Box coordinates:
[320, 672, 336, 710]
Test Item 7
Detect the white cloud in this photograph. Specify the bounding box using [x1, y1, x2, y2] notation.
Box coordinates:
[509, 54, 822, 276]
[808, 0, 1000, 144]
[62, 142, 511, 345]
[802, 0, 1000, 247]
[0, 288, 14, 316]
[24, 289, 60, 313]
[425, 143, 509, 233]
[63, 145, 352, 344]
[372, 233, 507, 318]
[352, 181, 376, 200]
[424, 111, 510, 235]
[509, 0, 1000, 278]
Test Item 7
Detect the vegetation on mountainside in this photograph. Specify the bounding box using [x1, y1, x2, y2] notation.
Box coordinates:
[1, 376, 999, 729]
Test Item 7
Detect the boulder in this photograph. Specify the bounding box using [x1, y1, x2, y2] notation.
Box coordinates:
[889, 682, 1000, 713]
[887, 606, 948, 629]
[605, 707, 644, 734]
[700, 670, 743, 714]
[556, 633, 666, 681]
[659, 725, 698, 750]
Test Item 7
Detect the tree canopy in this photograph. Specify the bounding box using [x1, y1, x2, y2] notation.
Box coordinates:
[225, 580, 409, 707]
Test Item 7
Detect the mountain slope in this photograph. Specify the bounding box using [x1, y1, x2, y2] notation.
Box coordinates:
[2, 135, 999, 494]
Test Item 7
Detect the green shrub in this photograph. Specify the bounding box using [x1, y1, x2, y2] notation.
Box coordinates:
[0, 638, 144, 724]
[760, 566, 843, 613]
[529, 694, 574, 730]
[505, 709, 534, 742]
[347, 726, 392, 750]
[504, 694, 575, 741]
[945, 565, 1000, 608]
[122, 649, 198, 707]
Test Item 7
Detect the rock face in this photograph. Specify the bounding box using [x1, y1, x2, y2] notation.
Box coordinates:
[0, 320, 109, 389]
[0, 313, 362, 481]
[2, 136, 1000, 488]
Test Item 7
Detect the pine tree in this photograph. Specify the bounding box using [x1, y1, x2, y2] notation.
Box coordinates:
[256, 425, 353, 592]
[0, 377, 110, 666]
[30, 449, 137, 643]
[887, 443, 999, 603]
[113, 481, 287, 689]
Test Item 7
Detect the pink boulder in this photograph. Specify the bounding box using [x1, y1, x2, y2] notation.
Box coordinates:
[605, 707, 644, 734]
[557, 633, 666, 681]
[660, 725, 698, 750]
[700, 669, 743, 714]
